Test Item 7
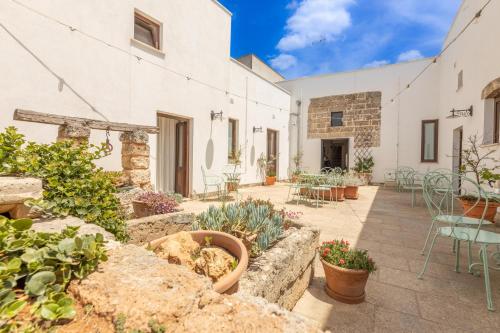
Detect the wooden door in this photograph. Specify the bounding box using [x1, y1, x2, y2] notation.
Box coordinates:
[267, 129, 278, 176]
[495, 101, 500, 144]
[175, 121, 189, 196]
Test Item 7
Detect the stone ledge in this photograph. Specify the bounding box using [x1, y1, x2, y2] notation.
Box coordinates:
[237, 224, 320, 310]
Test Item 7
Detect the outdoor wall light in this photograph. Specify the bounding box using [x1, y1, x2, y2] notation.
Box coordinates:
[253, 126, 263, 133]
[210, 110, 223, 121]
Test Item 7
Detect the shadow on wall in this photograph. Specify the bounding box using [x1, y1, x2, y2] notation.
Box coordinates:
[205, 138, 214, 170]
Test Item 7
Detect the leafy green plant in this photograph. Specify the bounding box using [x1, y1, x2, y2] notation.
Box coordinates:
[0, 127, 24, 175]
[353, 157, 374, 173]
[193, 198, 284, 256]
[460, 134, 499, 185]
[0, 127, 128, 241]
[319, 240, 376, 273]
[0, 216, 107, 331]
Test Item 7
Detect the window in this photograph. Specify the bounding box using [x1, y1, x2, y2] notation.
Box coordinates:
[421, 120, 439, 162]
[331, 112, 344, 127]
[495, 100, 500, 144]
[228, 119, 238, 162]
[457, 70, 463, 91]
[134, 11, 161, 50]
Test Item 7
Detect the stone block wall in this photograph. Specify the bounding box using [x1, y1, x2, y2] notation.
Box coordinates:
[308, 91, 382, 147]
[120, 130, 152, 189]
[57, 124, 91, 145]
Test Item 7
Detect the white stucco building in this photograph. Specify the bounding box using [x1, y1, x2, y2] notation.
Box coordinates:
[279, 0, 499, 183]
[0, 0, 291, 197]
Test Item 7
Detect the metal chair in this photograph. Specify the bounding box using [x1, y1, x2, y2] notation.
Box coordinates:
[201, 166, 224, 200]
[418, 173, 499, 311]
[401, 170, 424, 207]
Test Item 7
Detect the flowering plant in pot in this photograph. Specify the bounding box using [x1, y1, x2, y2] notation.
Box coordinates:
[258, 153, 277, 186]
[133, 191, 181, 218]
[459, 135, 500, 222]
[319, 239, 376, 304]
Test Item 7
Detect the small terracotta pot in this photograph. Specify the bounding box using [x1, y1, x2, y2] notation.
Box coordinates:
[226, 181, 239, 193]
[321, 259, 369, 304]
[357, 173, 372, 185]
[344, 186, 359, 200]
[459, 198, 499, 223]
[132, 200, 155, 218]
[265, 176, 276, 186]
[149, 231, 249, 294]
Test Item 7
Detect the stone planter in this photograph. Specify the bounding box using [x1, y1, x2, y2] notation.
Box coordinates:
[321, 259, 369, 304]
[344, 186, 359, 200]
[148, 230, 249, 294]
[132, 200, 155, 218]
[265, 176, 276, 186]
[459, 198, 499, 223]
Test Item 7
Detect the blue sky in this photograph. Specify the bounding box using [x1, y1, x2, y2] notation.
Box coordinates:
[218, 0, 462, 79]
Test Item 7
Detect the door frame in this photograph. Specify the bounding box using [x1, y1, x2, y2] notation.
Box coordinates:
[266, 129, 279, 178]
[321, 139, 349, 170]
[452, 126, 463, 192]
[157, 112, 192, 197]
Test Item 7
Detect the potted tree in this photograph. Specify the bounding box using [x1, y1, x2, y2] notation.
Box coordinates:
[459, 135, 500, 222]
[353, 157, 374, 185]
[226, 147, 242, 192]
[257, 153, 277, 186]
[319, 240, 376, 304]
[291, 151, 304, 183]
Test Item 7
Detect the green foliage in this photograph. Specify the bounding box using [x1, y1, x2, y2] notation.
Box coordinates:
[353, 157, 374, 173]
[319, 239, 376, 273]
[0, 216, 107, 331]
[460, 134, 499, 185]
[193, 198, 284, 256]
[0, 127, 24, 175]
[0, 127, 128, 241]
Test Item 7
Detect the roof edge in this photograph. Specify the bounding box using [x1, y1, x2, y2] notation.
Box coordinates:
[230, 58, 291, 95]
[210, 0, 232, 16]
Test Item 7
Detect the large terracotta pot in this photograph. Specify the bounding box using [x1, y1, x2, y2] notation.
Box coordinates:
[149, 231, 249, 294]
[321, 259, 369, 304]
[226, 181, 239, 193]
[330, 186, 346, 201]
[265, 176, 276, 186]
[344, 186, 359, 200]
[357, 172, 372, 185]
[132, 200, 154, 218]
[459, 198, 499, 223]
[291, 175, 299, 183]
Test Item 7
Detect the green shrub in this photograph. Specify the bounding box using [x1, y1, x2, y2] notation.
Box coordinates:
[0, 126, 24, 175]
[0, 216, 107, 331]
[319, 239, 376, 273]
[0, 127, 128, 241]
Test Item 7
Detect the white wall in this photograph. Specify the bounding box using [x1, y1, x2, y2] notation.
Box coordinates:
[0, 0, 291, 195]
[279, 60, 439, 182]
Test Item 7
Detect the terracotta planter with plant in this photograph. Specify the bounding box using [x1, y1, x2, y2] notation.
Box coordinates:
[329, 186, 346, 201]
[133, 191, 180, 218]
[353, 157, 374, 185]
[265, 176, 277, 186]
[344, 186, 359, 200]
[149, 230, 249, 294]
[459, 197, 499, 222]
[319, 239, 376, 304]
[226, 181, 239, 193]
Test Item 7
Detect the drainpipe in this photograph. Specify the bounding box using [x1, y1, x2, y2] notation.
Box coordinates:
[396, 78, 401, 169]
[244, 77, 249, 174]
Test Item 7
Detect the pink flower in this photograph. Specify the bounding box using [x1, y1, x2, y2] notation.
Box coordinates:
[339, 259, 346, 265]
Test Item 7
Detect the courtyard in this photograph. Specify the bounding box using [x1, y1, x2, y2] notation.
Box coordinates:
[182, 183, 500, 332]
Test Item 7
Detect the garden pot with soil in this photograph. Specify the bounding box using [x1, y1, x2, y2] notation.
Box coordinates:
[459, 198, 499, 222]
[344, 186, 359, 200]
[265, 176, 276, 186]
[226, 181, 239, 193]
[149, 230, 249, 294]
[132, 200, 155, 218]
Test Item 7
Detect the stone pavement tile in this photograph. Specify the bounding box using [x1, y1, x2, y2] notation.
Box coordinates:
[408, 258, 484, 284]
[417, 293, 500, 331]
[377, 266, 457, 298]
[374, 307, 468, 333]
[368, 251, 410, 271]
[379, 243, 422, 259]
[365, 280, 420, 316]
[354, 239, 383, 253]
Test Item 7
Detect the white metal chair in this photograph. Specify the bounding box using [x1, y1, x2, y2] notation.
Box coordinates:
[201, 166, 224, 200]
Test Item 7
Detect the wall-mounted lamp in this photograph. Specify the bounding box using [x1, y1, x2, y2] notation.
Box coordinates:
[446, 105, 473, 119]
[253, 126, 263, 133]
[210, 110, 223, 122]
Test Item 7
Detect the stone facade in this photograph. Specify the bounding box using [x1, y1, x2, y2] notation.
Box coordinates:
[308, 91, 382, 147]
[120, 130, 152, 189]
[57, 124, 91, 145]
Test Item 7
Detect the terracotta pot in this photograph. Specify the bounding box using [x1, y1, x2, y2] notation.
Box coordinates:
[321, 259, 369, 304]
[132, 200, 155, 218]
[291, 175, 299, 183]
[265, 176, 276, 186]
[149, 231, 249, 294]
[226, 181, 239, 193]
[330, 186, 346, 201]
[344, 186, 359, 200]
[357, 172, 372, 185]
[459, 198, 499, 223]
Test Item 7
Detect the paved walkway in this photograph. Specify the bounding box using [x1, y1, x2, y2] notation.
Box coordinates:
[184, 183, 500, 332]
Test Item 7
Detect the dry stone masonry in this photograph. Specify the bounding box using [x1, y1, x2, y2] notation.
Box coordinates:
[0, 177, 43, 219]
[120, 130, 152, 189]
[308, 91, 382, 147]
[57, 124, 91, 145]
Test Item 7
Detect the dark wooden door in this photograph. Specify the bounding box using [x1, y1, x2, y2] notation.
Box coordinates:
[267, 129, 278, 176]
[175, 121, 189, 196]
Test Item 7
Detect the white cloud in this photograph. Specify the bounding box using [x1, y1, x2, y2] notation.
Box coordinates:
[286, 0, 300, 10]
[397, 50, 424, 62]
[270, 54, 298, 71]
[363, 60, 390, 69]
[277, 0, 355, 52]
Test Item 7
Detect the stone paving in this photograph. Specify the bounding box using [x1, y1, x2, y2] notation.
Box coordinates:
[183, 183, 500, 332]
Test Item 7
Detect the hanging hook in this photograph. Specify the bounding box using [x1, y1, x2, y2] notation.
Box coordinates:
[105, 127, 113, 153]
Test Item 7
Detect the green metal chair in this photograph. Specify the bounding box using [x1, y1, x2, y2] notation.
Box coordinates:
[418, 173, 499, 311]
[395, 166, 415, 192]
[401, 170, 424, 207]
[383, 169, 397, 188]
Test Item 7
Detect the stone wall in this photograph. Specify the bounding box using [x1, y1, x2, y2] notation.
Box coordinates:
[120, 131, 152, 189]
[237, 223, 320, 310]
[57, 124, 91, 145]
[0, 177, 43, 219]
[308, 91, 382, 147]
[126, 212, 195, 245]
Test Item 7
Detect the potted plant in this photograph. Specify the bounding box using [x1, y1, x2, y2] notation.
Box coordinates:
[353, 157, 374, 185]
[226, 148, 242, 192]
[319, 239, 376, 304]
[133, 191, 180, 218]
[258, 153, 277, 186]
[329, 173, 346, 201]
[459, 135, 500, 222]
[344, 174, 362, 200]
[266, 169, 277, 186]
[291, 151, 304, 183]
